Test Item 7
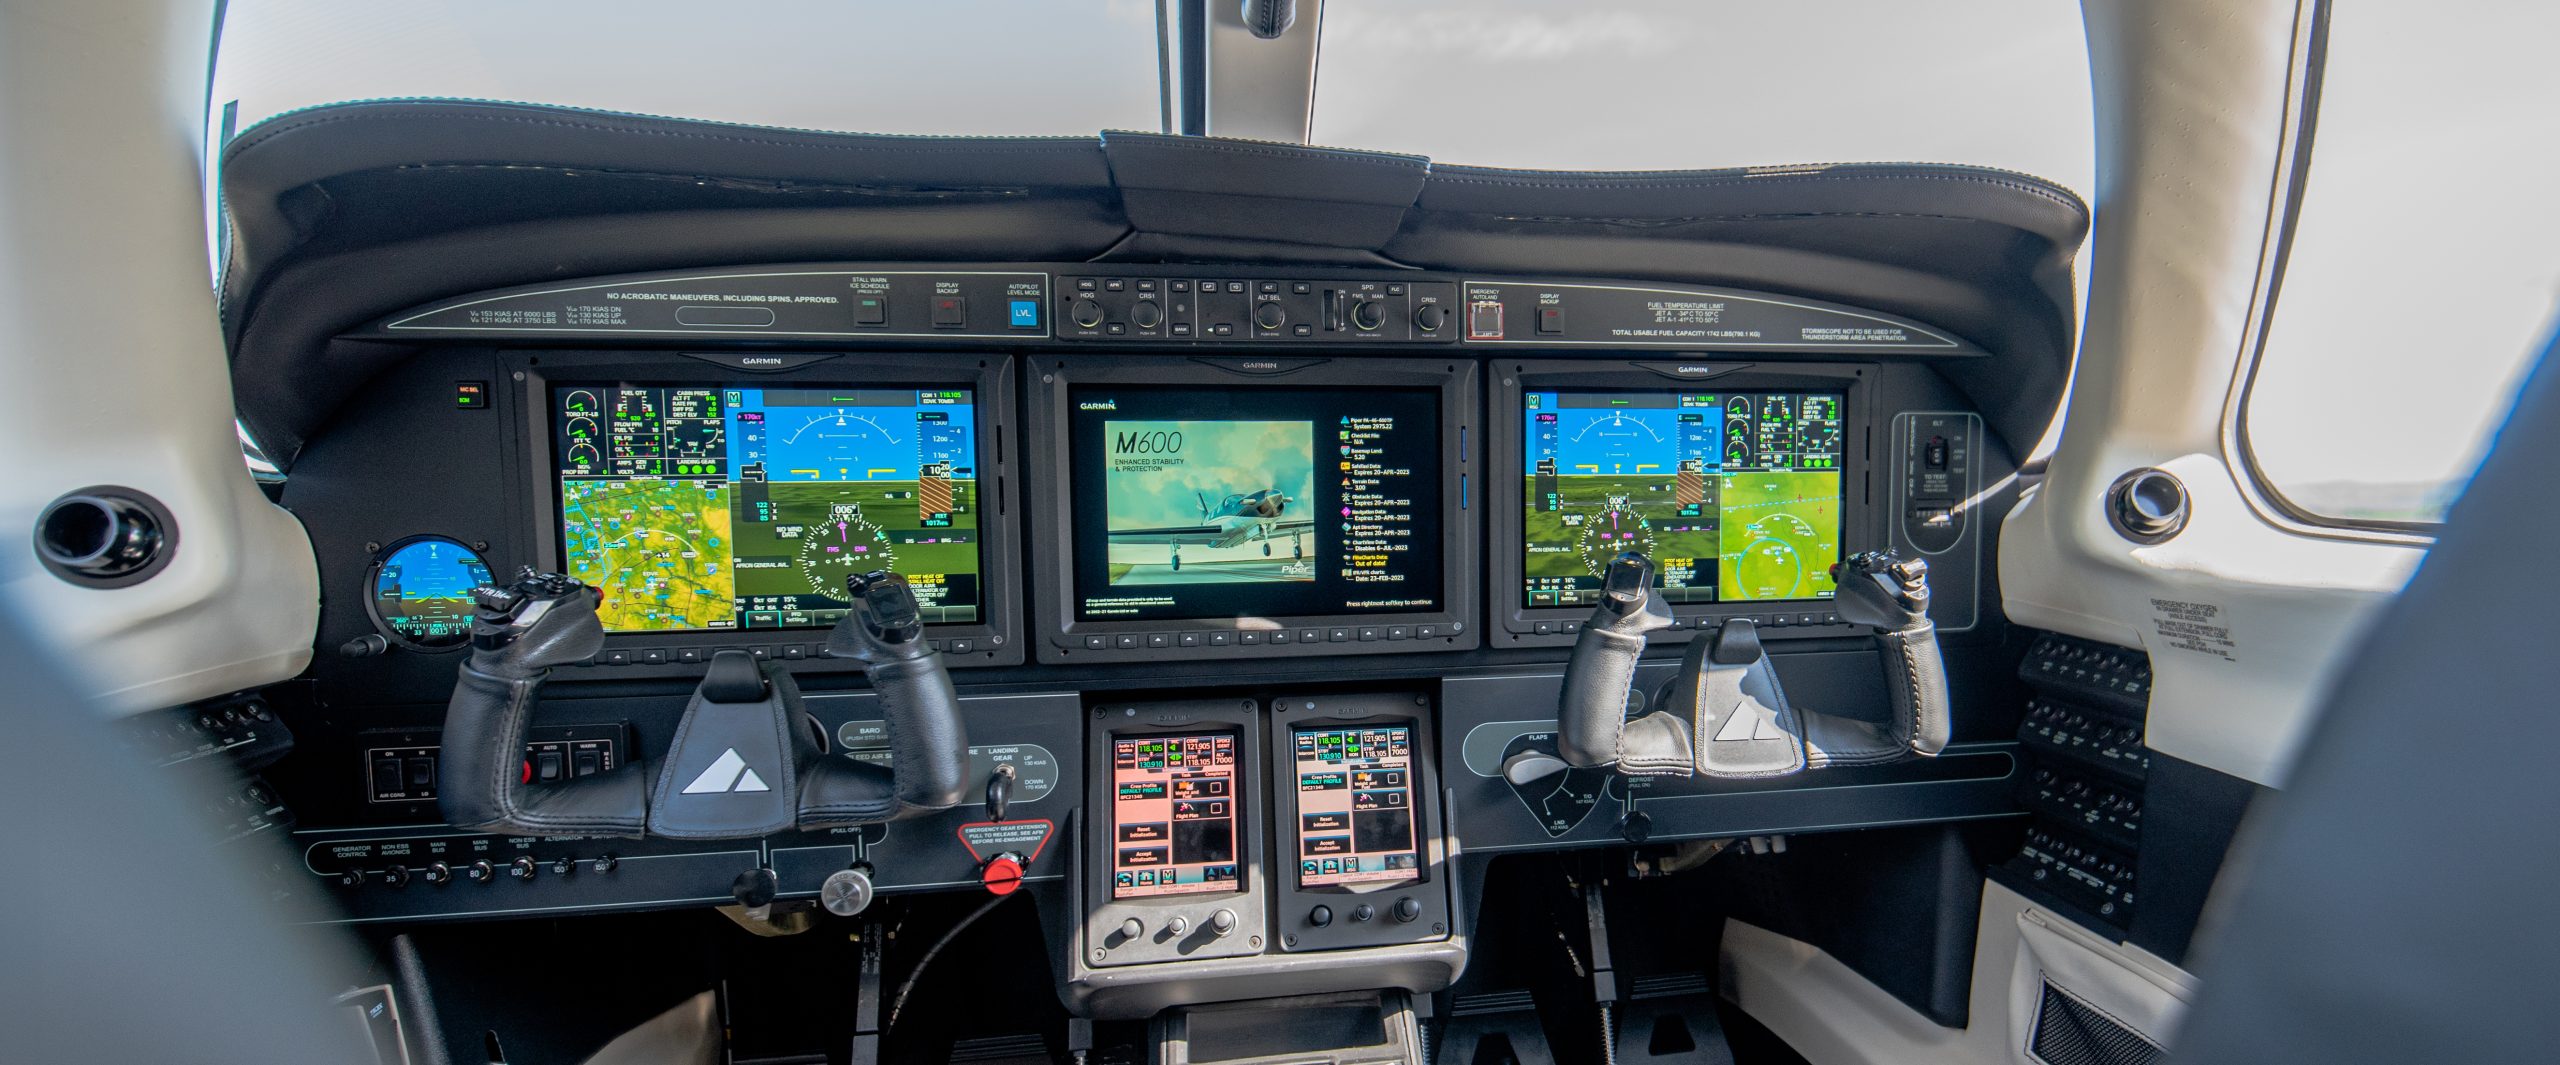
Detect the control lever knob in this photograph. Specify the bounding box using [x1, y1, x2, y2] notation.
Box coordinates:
[1501, 750, 1570, 786]
[986, 763, 1017, 822]
[821, 868, 875, 917]
[1119, 918, 1145, 940]
[732, 867, 779, 909]
[1210, 908, 1237, 936]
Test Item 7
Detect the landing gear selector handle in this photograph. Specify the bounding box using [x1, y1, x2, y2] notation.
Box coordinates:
[1553, 549, 1950, 780]
[439, 570, 647, 837]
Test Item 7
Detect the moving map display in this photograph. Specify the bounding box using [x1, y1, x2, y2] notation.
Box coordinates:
[1069, 386, 1444, 623]
[1522, 390, 1843, 608]
[553, 384, 983, 632]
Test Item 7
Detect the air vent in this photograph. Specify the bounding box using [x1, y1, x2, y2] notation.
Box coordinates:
[2028, 981, 2164, 1065]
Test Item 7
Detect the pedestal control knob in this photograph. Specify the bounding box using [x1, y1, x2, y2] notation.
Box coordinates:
[1252, 302, 1288, 331]
[1349, 300, 1386, 331]
[1119, 918, 1145, 940]
[1351, 903, 1376, 923]
[1501, 750, 1569, 786]
[420, 862, 452, 886]
[1308, 905, 1333, 927]
[1070, 298, 1107, 329]
[979, 853, 1024, 896]
[821, 868, 875, 917]
[1393, 896, 1421, 923]
[382, 865, 411, 889]
[467, 860, 496, 883]
[1210, 908, 1238, 936]
[508, 856, 537, 880]
[1413, 303, 1445, 332]
[1165, 915, 1190, 936]
[1130, 300, 1164, 329]
[550, 857, 575, 877]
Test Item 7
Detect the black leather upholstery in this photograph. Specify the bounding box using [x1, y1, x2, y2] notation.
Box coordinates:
[647, 651, 802, 840]
[439, 586, 648, 838]
[2175, 335, 2560, 1063]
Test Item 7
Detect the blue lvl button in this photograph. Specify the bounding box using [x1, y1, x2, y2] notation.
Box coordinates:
[1009, 299, 1040, 327]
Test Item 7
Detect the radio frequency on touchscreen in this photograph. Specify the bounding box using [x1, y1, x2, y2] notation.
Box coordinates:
[1112, 733, 1243, 899]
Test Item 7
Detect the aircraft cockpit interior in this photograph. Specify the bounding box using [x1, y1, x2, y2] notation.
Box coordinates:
[7, 2, 2559, 1064]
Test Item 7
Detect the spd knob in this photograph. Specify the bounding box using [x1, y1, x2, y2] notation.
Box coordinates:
[1350, 300, 1385, 331]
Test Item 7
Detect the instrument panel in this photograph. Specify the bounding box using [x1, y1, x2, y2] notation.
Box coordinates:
[269, 263, 2019, 969]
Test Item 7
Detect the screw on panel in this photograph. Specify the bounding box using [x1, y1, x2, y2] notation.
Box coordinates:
[513, 371, 526, 381]
[1434, 923, 1446, 934]
[1090, 948, 1106, 963]
[363, 541, 381, 554]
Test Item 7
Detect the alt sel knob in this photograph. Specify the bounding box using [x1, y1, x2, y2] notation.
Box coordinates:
[1252, 302, 1288, 331]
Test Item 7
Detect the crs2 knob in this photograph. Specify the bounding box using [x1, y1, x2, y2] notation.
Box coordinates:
[821, 868, 875, 917]
[1413, 303, 1445, 332]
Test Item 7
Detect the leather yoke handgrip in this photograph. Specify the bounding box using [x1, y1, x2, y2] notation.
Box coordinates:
[438, 574, 646, 838]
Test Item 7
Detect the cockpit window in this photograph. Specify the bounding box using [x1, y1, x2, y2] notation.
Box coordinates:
[2238, 2, 2560, 528]
[1307, 0, 2093, 198]
[208, 0, 1167, 138]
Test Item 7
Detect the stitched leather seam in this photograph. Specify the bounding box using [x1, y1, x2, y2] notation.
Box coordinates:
[1426, 171, 2084, 215]
[1119, 139, 1428, 173]
[228, 109, 1101, 166]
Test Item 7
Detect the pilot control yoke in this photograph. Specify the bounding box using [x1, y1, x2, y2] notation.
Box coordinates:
[1545, 550, 1951, 782]
[438, 568, 971, 840]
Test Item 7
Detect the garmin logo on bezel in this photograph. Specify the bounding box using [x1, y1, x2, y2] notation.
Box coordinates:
[738, 357, 786, 366]
[1079, 400, 1118, 410]
[1674, 365, 1715, 375]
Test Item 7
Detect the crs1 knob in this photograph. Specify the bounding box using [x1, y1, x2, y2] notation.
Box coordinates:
[1069, 297, 1107, 329]
[821, 868, 875, 916]
[1129, 300, 1165, 329]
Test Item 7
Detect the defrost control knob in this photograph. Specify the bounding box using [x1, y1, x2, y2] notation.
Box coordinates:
[821, 868, 875, 917]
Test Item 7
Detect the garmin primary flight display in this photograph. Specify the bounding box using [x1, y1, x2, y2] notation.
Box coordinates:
[1522, 390, 1844, 607]
[1068, 386, 1444, 623]
[551, 384, 983, 631]
[1112, 732, 1244, 899]
[1293, 725, 1422, 888]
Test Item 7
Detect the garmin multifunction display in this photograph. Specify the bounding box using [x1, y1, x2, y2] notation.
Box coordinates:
[1069, 386, 1444, 623]
[368, 537, 492, 649]
[1111, 732, 1243, 899]
[1293, 726, 1422, 888]
[1523, 390, 1845, 607]
[552, 385, 983, 632]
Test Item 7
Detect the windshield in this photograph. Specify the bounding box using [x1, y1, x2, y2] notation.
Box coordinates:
[209, 1, 1166, 138]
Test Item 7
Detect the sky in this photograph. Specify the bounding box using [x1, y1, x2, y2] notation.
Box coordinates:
[206, 1, 2553, 512]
